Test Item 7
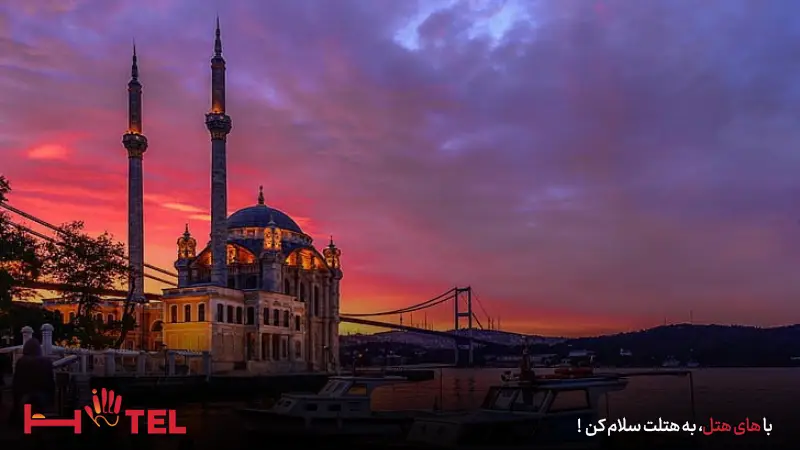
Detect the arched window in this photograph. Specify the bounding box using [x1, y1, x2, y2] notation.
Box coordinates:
[284, 279, 291, 295]
[151, 320, 163, 332]
[300, 283, 306, 302]
[68, 312, 76, 323]
[263, 308, 270, 325]
[216, 304, 224, 322]
[226, 305, 234, 323]
[107, 314, 115, 325]
[236, 307, 243, 324]
[273, 309, 280, 326]
[170, 305, 178, 323]
[246, 307, 255, 325]
[95, 313, 102, 322]
[314, 286, 320, 317]
[184, 305, 192, 322]
[294, 315, 301, 331]
[198, 304, 206, 322]
[282, 311, 289, 327]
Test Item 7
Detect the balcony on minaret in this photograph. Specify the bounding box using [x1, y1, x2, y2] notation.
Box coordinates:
[122, 131, 148, 158]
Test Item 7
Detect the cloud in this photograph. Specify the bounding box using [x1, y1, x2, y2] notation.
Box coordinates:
[26, 144, 69, 160]
[2, 0, 800, 336]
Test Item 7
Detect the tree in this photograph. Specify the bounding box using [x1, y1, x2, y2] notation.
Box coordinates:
[42, 221, 134, 349]
[0, 175, 44, 310]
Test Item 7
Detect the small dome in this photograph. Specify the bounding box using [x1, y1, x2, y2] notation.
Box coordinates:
[227, 204, 303, 234]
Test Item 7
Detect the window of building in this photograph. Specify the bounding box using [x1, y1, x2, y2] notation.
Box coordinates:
[300, 283, 306, 302]
[184, 305, 192, 322]
[282, 339, 288, 358]
[294, 341, 302, 359]
[236, 307, 243, 324]
[94, 313, 102, 322]
[227, 277, 235, 289]
[295, 316, 301, 331]
[273, 309, 280, 326]
[314, 286, 320, 317]
[246, 307, 255, 325]
[283, 311, 289, 327]
[284, 279, 290, 295]
[216, 304, 224, 322]
[107, 314, 115, 325]
[263, 308, 269, 325]
[226, 305, 234, 324]
[245, 276, 257, 290]
[170, 305, 178, 323]
[198, 304, 206, 322]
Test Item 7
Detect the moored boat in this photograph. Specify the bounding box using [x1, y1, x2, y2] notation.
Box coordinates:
[238, 375, 435, 443]
[403, 364, 696, 449]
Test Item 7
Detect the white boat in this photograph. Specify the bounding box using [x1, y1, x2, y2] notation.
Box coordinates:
[238, 375, 434, 442]
[661, 356, 680, 368]
[404, 369, 696, 449]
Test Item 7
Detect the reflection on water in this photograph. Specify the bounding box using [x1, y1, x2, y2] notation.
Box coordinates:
[177, 368, 799, 444]
[371, 367, 799, 424]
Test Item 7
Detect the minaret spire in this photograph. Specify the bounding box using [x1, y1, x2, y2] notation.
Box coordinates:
[215, 15, 222, 56]
[122, 43, 148, 303]
[206, 17, 232, 287]
[258, 185, 265, 205]
[131, 42, 139, 80]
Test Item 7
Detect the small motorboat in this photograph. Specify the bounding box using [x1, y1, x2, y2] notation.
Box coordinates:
[404, 349, 696, 448]
[238, 375, 434, 443]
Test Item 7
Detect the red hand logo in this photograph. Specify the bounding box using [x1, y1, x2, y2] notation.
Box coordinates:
[84, 388, 122, 427]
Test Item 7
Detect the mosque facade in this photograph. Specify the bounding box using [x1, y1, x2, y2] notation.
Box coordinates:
[44, 20, 342, 374]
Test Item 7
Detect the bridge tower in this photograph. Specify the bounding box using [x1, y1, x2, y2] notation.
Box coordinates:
[453, 286, 474, 366]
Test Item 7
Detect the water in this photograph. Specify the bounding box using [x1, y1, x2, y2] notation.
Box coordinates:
[171, 368, 799, 447]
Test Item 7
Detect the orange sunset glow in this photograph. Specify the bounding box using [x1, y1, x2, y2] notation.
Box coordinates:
[2, 1, 800, 337]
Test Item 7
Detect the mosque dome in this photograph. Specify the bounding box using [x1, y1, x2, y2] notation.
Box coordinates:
[226, 186, 303, 234]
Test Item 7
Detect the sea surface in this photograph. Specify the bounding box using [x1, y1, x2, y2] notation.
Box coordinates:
[172, 367, 798, 448]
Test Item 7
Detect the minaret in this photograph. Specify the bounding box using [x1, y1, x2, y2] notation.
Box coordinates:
[205, 17, 232, 287]
[122, 44, 148, 302]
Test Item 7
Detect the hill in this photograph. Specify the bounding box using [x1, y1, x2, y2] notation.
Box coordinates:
[567, 323, 800, 367]
[340, 324, 800, 367]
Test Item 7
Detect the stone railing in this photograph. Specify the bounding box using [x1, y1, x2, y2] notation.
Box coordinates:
[0, 323, 212, 378]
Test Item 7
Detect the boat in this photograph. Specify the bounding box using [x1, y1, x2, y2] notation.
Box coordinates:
[238, 375, 435, 443]
[661, 356, 680, 368]
[403, 363, 697, 448]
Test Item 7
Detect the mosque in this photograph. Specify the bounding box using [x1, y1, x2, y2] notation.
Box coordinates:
[43, 20, 342, 373]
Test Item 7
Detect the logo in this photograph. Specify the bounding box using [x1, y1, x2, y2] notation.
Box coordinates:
[85, 387, 123, 427]
[24, 388, 186, 435]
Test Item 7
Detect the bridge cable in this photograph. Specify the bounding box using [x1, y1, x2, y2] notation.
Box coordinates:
[340, 288, 455, 317]
[1, 202, 178, 278]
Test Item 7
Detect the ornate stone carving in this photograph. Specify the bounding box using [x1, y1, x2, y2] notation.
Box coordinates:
[176, 224, 197, 259]
[205, 113, 232, 140]
[323, 238, 341, 270]
[123, 132, 148, 158]
[263, 226, 282, 251]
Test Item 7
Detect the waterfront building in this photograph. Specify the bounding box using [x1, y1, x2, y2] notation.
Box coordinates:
[44, 20, 342, 374]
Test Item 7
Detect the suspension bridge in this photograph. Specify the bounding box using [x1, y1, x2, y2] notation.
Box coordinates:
[1, 202, 499, 366]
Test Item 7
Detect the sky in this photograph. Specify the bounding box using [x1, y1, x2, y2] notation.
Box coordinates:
[2, 0, 800, 337]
